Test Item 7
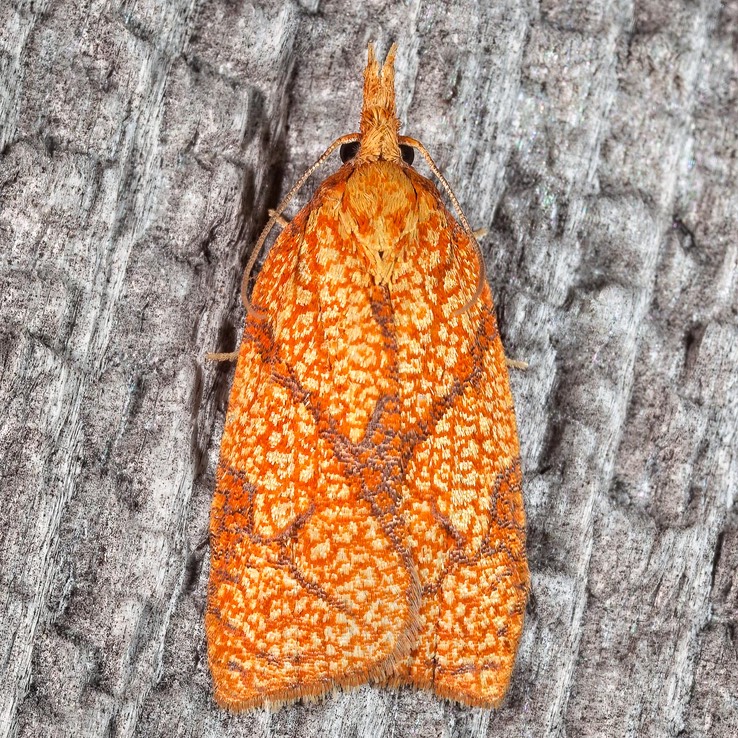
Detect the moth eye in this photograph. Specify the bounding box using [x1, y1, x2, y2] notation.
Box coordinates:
[340, 141, 360, 162]
[400, 144, 415, 165]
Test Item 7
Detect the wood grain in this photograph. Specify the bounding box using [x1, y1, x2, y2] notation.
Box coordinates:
[1, 1, 736, 736]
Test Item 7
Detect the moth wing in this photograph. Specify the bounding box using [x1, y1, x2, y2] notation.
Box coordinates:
[399, 315, 529, 706]
[206, 203, 418, 710]
[389, 189, 529, 706]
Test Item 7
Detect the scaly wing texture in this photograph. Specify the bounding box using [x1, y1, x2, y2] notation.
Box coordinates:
[386, 170, 530, 706]
[206, 169, 420, 710]
[207, 159, 527, 710]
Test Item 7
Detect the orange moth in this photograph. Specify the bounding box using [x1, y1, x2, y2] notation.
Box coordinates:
[206, 44, 529, 709]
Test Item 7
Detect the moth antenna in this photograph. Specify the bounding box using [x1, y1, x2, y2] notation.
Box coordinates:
[241, 133, 361, 316]
[400, 136, 487, 316]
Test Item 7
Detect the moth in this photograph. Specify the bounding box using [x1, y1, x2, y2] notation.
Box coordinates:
[206, 44, 529, 709]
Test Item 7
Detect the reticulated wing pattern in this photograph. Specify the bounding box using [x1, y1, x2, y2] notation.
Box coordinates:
[206, 174, 420, 709]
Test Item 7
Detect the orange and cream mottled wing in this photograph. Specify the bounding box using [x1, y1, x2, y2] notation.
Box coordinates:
[207, 42, 528, 710]
[206, 178, 420, 710]
[386, 172, 530, 706]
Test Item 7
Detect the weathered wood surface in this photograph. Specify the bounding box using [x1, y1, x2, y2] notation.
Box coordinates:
[1, 1, 736, 736]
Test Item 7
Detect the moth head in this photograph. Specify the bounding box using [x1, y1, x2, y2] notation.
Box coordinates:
[341, 140, 414, 166]
[357, 43, 403, 165]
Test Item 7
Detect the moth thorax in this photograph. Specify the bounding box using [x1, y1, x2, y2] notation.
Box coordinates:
[360, 241, 401, 286]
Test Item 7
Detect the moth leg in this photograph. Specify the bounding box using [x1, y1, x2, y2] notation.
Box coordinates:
[505, 357, 528, 371]
[206, 351, 239, 362]
[472, 227, 488, 240]
[268, 209, 290, 229]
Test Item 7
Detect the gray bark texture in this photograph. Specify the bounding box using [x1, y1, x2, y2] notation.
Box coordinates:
[1, 0, 736, 736]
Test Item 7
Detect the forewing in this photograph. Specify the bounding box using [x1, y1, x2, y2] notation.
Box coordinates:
[388, 177, 529, 706]
[206, 182, 418, 709]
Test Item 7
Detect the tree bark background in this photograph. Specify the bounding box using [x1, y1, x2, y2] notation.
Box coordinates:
[1, 0, 736, 736]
